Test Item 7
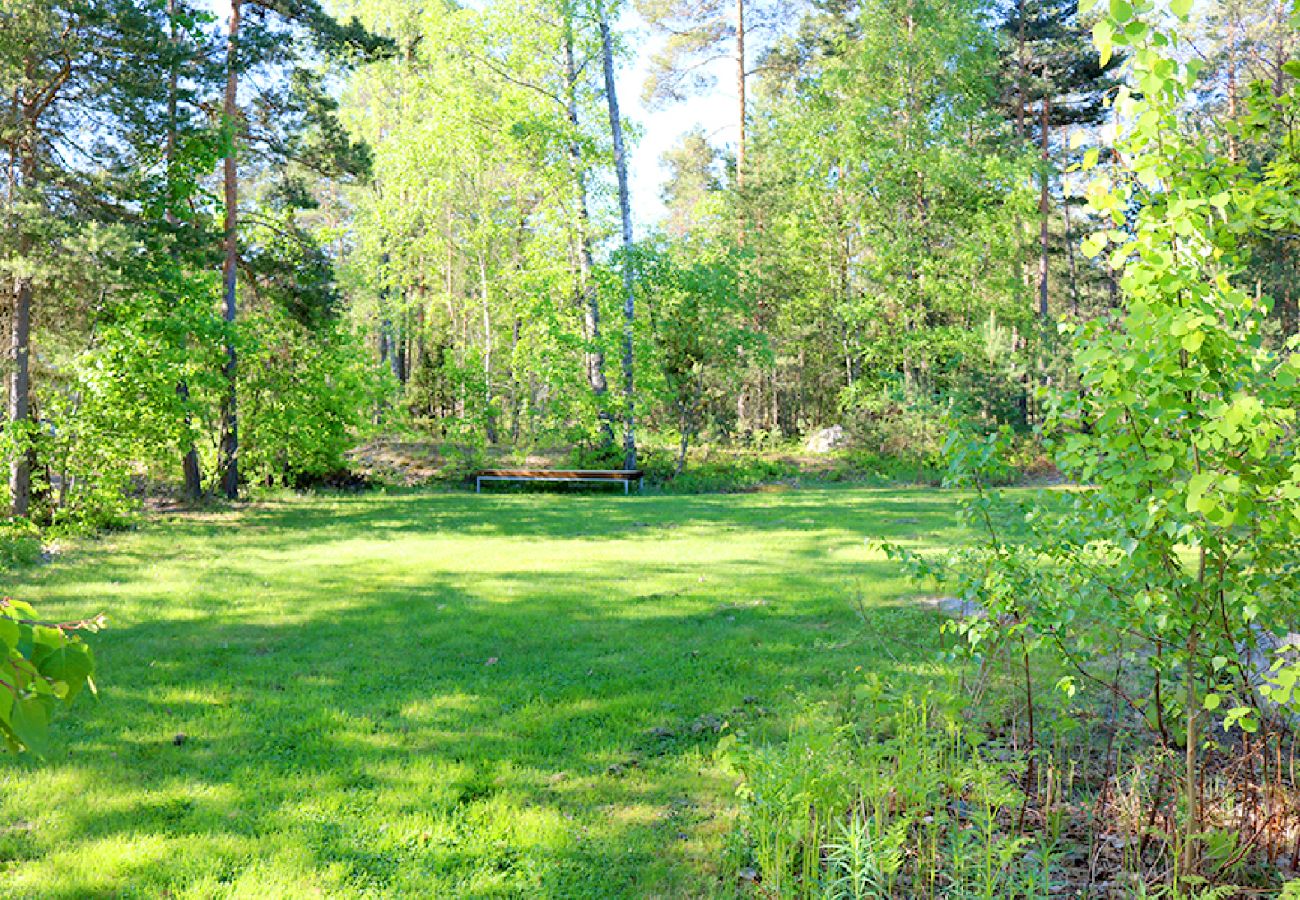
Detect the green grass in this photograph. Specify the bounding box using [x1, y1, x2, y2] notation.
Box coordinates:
[0, 486, 965, 898]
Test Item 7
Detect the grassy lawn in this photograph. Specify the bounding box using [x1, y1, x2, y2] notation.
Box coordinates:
[0, 486, 964, 898]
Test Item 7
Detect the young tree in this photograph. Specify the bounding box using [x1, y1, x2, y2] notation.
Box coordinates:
[661, 128, 723, 238]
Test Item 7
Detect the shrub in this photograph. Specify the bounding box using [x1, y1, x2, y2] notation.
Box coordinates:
[889, 3, 1300, 883]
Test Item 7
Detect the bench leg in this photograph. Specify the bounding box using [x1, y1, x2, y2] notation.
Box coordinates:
[476, 477, 481, 494]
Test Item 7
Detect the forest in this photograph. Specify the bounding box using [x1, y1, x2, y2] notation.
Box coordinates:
[2, 0, 1300, 896]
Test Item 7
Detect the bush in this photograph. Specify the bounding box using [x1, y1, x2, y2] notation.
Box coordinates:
[0, 520, 43, 570]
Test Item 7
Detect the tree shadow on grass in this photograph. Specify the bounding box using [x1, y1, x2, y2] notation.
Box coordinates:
[0, 490, 960, 897]
[214, 486, 969, 546]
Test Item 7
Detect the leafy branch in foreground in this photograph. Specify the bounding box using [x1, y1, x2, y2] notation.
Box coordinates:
[0, 598, 101, 755]
[891, 0, 1300, 884]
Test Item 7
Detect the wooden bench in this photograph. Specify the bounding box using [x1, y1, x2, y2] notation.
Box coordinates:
[475, 469, 644, 494]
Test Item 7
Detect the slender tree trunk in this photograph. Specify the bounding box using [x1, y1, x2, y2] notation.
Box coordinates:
[510, 316, 522, 442]
[729, 0, 754, 437]
[9, 89, 39, 518]
[218, 0, 242, 500]
[1038, 94, 1051, 321]
[167, 0, 203, 500]
[389, 311, 403, 382]
[1015, 0, 1027, 139]
[598, 5, 637, 470]
[1227, 14, 1240, 162]
[1063, 195, 1081, 316]
[735, 0, 746, 189]
[1272, 0, 1287, 97]
[9, 266, 33, 519]
[479, 253, 497, 444]
[564, 12, 614, 446]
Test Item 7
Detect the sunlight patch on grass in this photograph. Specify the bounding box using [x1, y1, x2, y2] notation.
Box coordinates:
[0, 486, 967, 897]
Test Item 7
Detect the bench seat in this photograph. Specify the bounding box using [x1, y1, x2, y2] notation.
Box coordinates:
[475, 469, 644, 493]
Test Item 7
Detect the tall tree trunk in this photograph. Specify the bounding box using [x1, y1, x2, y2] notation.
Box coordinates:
[479, 253, 497, 444]
[1015, 0, 1027, 139]
[8, 84, 40, 518]
[564, 11, 614, 446]
[167, 0, 203, 500]
[218, 0, 242, 500]
[1227, 13, 1240, 162]
[598, 5, 637, 471]
[733, 0, 752, 434]
[1038, 94, 1051, 321]
[1063, 195, 1081, 316]
[9, 265, 33, 519]
[735, 0, 746, 189]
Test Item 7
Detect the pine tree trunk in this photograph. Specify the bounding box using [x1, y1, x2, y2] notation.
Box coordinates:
[8, 268, 33, 518]
[598, 6, 637, 471]
[218, 0, 242, 500]
[1063, 195, 1081, 316]
[1038, 94, 1051, 321]
[735, 0, 746, 189]
[1015, 0, 1026, 139]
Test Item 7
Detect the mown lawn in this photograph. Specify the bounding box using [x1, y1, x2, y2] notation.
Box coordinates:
[0, 486, 964, 898]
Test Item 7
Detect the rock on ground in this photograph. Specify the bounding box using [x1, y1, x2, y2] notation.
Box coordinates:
[804, 425, 847, 454]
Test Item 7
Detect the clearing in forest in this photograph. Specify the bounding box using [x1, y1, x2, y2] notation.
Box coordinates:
[0, 487, 962, 897]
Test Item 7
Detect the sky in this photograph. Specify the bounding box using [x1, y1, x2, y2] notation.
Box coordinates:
[621, 9, 736, 226]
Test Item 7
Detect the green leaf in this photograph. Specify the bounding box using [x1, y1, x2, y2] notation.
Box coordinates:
[1203, 693, 1221, 711]
[32, 642, 94, 703]
[1186, 471, 1215, 513]
[7, 696, 50, 755]
[1170, 0, 1192, 18]
[1110, 0, 1133, 21]
[1093, 20, 1115, 66]
[1081, 232, 1107, 258]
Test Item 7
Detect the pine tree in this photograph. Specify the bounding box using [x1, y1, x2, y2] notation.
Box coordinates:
[0, 0, 186, 517]
[998, 0, 1121, 321]
[214, 0, 389, 498]
[636, 0, 791, 190]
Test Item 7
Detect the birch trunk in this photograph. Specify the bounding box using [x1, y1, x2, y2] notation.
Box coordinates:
[598, 6, 637, 470]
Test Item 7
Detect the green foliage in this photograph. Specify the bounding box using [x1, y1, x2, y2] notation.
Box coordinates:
[888, 3, 1300, 882]
[0, 599, 98, 755]
[0, 521, 43, 571]
[241, 309, 390, 487]
[727, 688, 1052, 898]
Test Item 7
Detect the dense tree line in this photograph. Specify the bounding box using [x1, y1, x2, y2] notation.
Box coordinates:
[0, 0, 1296, 522]
[335, 0, 1299, 466]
